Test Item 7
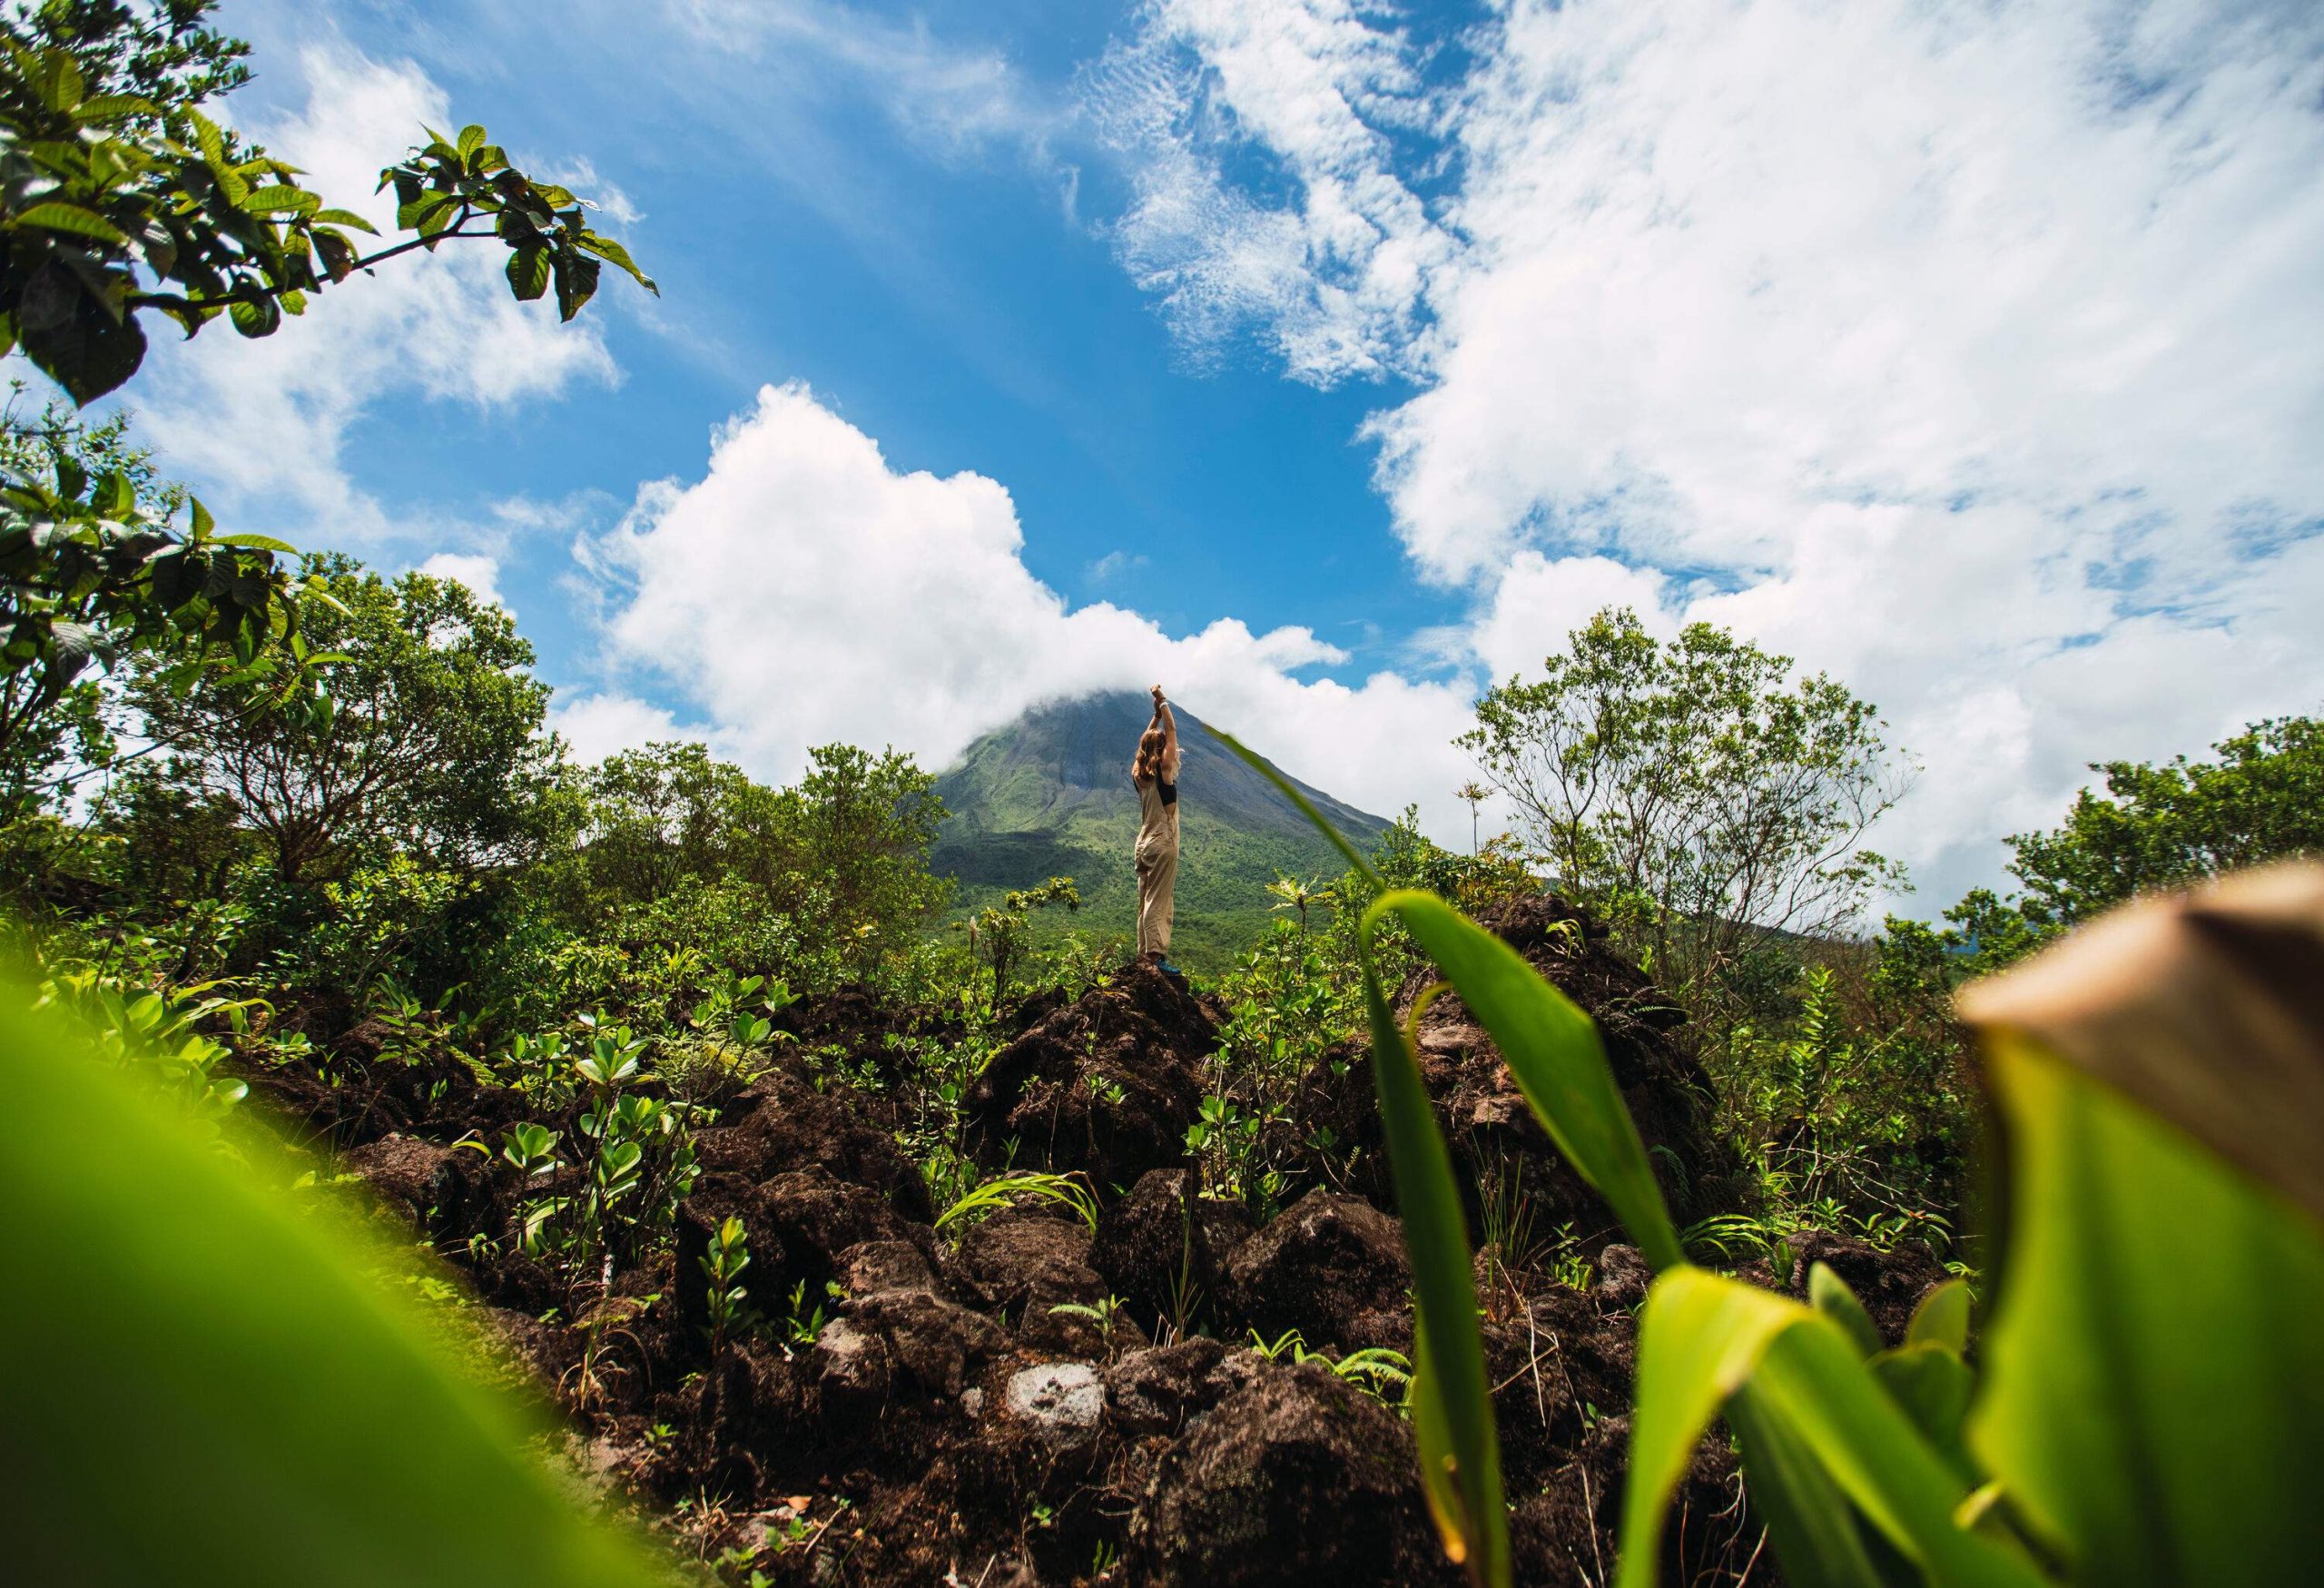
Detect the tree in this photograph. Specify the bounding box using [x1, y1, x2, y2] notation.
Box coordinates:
[1461, 607, 1911, 987]
[787, 743, 952, 973]
[128, 557, 564, 887]
[0, 385, 307, 774]
[964, 876, 1078, 1001]
[544, 739, 953, 989]
[0, 2, 652, 775]
[567, 741, 780, 907]
[1952, 714, 2324, 964]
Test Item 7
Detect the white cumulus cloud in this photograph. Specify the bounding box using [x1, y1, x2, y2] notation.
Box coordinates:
[417, 552, 507, 612]
[577, 383, 1478, 826]
[1087, 0, 2324, 904]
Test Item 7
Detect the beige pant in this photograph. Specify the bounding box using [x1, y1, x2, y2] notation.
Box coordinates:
[1136, 842, 1177, 955]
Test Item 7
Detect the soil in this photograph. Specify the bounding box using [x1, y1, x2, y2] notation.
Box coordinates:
[243, 902, 1947, 1586]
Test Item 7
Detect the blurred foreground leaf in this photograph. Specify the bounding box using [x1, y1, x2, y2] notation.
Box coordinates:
[0, 990, 665, 1588]
[1959, 863, 2324, 1586]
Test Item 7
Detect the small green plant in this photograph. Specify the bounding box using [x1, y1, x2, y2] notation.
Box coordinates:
[700, 1215, 753, 1354]
[936, 1170, 1098, 1237]
[1050, 1293, 1128, 1350]
[1246, 1328, 1413, 1408]
[778, 1277, 844, 1351]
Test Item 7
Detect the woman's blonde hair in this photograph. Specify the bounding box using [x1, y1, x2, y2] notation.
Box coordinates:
[1132, 726, 1167, 785]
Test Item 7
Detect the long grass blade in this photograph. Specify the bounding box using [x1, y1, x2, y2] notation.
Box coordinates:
[1215, 727, 1384, 892]
[0, 991, 665, 1587]
[1361, 943, 1509, 1587]
[1376, 889, 1687, 1271]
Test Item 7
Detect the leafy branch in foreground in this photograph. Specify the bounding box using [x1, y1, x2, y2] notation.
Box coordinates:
[1219, 726, 2324, 1588]
[1, 6, 655, 402]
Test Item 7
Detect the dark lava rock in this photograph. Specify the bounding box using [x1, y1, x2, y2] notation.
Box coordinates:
[341, 1131, 485, 1243]
[838, 1238, 943, 1301]
[1103, 1337, 1265, 1439]
[1128, 1362, 1461, 1588]
[1221, 1189, 1413, 1353]
[757, 1168, 934, 1295]
[814, 1290, 1007, 1422]
[695, 1063, 933, 1224]
[966, 958, 1213, 1191]
[1090, 1169, 1250, 1336]
[946, 1207, 1111, 1354]
[1594, 1242, 1653, 1311]
[1299, 891, 1739, 1245]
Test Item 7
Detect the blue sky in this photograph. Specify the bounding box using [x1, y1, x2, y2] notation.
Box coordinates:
[208, 0, 1452, 656]
[115, 0, 2324, 911]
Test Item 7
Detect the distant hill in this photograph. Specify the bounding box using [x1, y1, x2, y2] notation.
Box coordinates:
[931, 691, 1394, 971]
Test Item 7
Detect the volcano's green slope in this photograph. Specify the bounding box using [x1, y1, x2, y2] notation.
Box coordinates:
[931, 691, 1393, 972]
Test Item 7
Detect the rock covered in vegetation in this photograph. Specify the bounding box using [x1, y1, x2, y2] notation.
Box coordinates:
[1127, 1362, 1462, 1588]
[965, 958, 1215, 1189]
[279, 936, 1806, 1586]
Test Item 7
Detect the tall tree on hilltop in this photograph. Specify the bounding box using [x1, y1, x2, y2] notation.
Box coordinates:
[1461, 607, 1912, 990]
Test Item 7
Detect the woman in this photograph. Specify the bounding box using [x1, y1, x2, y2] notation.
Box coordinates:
[1131, 684, 1182, 972]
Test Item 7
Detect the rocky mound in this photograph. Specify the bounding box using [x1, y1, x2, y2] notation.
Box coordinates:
[294, 935, 1944, 1586]
[965, 959, 1216, 1190]
[1294, 891, 1741, 1249]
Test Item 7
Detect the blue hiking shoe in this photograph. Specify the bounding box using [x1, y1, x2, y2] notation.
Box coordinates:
[1159, 959, 1186, 980]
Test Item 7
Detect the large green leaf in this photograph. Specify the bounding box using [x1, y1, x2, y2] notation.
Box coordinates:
[576, 232, 658, 293]
[1967, 1035, 2324, 1586]
[1359, 939, 1508, 1586]
[1211, 727, 1500, 1580]
[1376, 890, 1687, 1272]
[1618, 1267, 2043, 1588]
[1724, 1387, 1889, 1588]
[11, 201, 130, 244]
[0, 991, 665, 1587]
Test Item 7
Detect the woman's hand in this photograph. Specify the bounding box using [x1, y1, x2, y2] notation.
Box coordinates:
[1151, 685, 1166, 708]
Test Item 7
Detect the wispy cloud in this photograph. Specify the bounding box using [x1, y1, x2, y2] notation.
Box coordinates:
[1079, 0, 1452, 381]
[1088, 549, 1151, 584]
[1085, 0, 2324, 900]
